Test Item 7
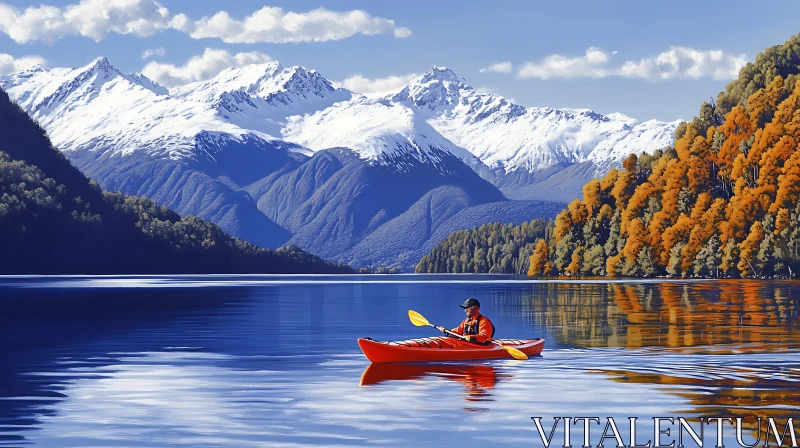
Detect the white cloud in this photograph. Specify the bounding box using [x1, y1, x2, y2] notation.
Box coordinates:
[141, 48, 272, 87]
[0, 1, 410, 44]
[338, 72, 419, 95]
[479, 61, 512, 73]
[619, 47, 747, 81]
[518, 47, 611, 80]
[187, 7, 412, 43]
[141, 47, 166, 60]
[518, 46, 747, 82]
[0, 0, 174, 43]
[0, 53, 47, 74]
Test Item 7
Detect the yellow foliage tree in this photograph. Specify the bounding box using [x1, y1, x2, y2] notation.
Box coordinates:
[565, 246, 585, 276]
[528, 239, 550, 276]
[581, 179, 603, 218]
[771, 150, 800, 213]
[529, 36, 800, 279]
[622, 218, 647, 267]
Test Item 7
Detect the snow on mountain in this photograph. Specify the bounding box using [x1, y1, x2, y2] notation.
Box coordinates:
[171, 62, 352, 137]
[0, 57, 332, 160]
[390, 67, 681, 175]
[173, 61, 345, 105]
[390, 66, 472, 111]
[1, 58, 678, 181]
[0, 57, 683, 265]
[281, 95, 485, 172]
[278, 65, 678, 179]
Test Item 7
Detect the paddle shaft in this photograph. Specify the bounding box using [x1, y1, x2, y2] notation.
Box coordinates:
[408, 309, 527, 360]
[430, 323, 512, 349]
[437, 325, 469, 341]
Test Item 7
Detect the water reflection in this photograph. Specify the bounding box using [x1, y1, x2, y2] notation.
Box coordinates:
[600, 358, 800, 441]
[515, 281, 800, 351]
[2, 277, 800, 446]
[360, 363, 513, 411]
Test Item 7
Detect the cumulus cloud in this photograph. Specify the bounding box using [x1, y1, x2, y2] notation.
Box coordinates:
[0, 0, 174, 43]
[141, 48, 272, 87]
[0, 0, 410, 44]
[479, 61, 512, 74]
[338, 72, 419, 95]
[186, 6, 412, 43]
[518, 47, 611, 80]
[619, 47, 747, 81]
[518, 46, 746, 81]
[141, 47, 165, 60]
[0, 53, 47, 74]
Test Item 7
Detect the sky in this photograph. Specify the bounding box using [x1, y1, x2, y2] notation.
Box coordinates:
[1, 0, 799, 121]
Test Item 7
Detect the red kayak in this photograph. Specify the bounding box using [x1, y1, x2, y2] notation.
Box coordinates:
[357, 337, 545, 363]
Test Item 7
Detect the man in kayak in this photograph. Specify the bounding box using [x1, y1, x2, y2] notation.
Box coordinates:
[436, 298, 495, 345]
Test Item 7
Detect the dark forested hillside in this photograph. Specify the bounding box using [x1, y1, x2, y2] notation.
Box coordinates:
[415, 219, 552, 273]
[0, 89, 353, 274]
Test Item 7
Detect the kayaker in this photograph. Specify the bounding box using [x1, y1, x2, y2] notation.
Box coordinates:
[436, 298, 495, 345]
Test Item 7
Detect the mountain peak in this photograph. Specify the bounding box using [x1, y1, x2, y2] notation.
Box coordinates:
[176, 61, 342, 103]
[71, 56, 124, 84]
[78, 57, 168, 94]
[421, 66, 465, 84]
[392, 67, 473, 111]
[230, 61, 284, 78]
[85, 56, 118, 73]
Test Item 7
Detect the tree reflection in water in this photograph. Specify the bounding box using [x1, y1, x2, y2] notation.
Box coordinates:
[500, 280, 800, 351]
[506, 280, 800, 440]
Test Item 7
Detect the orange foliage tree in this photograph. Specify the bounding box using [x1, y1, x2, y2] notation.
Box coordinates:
[526, 34, 800, 279]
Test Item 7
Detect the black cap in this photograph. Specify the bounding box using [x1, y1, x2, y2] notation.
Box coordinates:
[460, 297, 480, 309]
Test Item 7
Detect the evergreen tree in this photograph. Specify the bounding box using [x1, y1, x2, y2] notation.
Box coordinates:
[667, 243, 686, 277]
[583, 244, 605, 276]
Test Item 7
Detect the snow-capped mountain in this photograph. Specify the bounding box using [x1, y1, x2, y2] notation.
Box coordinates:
[172, 61, 352, 137]
[0, 57, 680, 268]
[1, 58, 678, 189]
[393, 67, 680, 175]
[0, 57, 289, 161]
[283, 66, 678, 199]
[282, 95, 486, 173]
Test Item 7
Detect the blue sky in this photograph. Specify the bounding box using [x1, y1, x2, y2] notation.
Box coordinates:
[1, 0, 799, 121]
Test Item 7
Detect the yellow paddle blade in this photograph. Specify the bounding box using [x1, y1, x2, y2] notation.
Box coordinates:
[408, 310, 431, 327]
[495, 343, 528, 360]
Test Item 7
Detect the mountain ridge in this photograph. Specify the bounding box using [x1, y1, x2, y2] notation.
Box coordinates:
[1, 57, 679, 268]
[0, 88, 354, 274]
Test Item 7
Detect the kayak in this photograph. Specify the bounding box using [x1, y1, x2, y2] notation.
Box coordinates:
[357, 337, 545, 363]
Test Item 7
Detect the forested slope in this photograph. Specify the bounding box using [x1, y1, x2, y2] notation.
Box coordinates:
[420, 33, 800, 278]
[0, 89, 353, 274]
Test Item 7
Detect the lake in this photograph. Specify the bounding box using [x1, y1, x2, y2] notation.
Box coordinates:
[1, 276, 799, 447]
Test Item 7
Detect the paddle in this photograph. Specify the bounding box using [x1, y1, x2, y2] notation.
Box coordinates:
[407, 309, 528, 360]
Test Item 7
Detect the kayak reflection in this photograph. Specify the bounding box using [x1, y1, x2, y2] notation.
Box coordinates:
[360, 363, 512, 408]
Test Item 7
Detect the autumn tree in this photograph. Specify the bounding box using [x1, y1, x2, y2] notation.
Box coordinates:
[528, 239, 550, 276]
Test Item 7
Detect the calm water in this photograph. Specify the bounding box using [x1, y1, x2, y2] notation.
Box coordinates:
[1, 275, 799, 447]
